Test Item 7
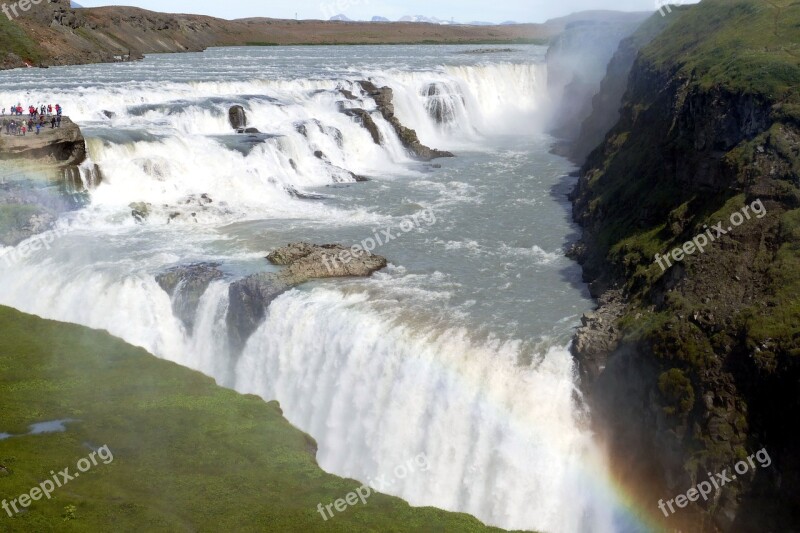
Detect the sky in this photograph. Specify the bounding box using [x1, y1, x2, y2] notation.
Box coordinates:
[75, 0, 692, 24]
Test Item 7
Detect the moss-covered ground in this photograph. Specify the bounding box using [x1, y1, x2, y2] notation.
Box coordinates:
[0, 306, 515, 532]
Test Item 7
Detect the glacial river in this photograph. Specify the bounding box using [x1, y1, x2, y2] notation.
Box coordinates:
[0, 45, 632, 532]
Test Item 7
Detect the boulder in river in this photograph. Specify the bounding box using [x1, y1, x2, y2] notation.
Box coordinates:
[271, 241, 387, 282]
[129, 202, 150, 223]
[156, 262, 224, 333]
[227, 242, 387, 352]
[228, 105, 247, 130]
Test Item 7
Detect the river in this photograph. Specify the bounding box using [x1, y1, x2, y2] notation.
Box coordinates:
[0, 44, 630, 532]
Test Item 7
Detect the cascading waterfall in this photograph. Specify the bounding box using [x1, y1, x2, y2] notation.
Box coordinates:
[0, 50, 621, 533]
[235, 289, 615, 532]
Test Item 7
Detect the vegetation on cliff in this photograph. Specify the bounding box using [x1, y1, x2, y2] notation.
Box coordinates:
[0, 306, 510, 532]
[0, 11, 42, 67]
[571, 0, 800, 530]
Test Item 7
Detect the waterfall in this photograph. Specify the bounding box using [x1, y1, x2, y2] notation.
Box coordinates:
[0, 53, 619, 533]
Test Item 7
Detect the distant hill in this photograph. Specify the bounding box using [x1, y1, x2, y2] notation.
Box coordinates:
[329, 14, 352, 22]
[398, 15, 453, 24]
[0, 2, 557, 70]
[544, 9, 652, 27]
[371, 16, 389, 22]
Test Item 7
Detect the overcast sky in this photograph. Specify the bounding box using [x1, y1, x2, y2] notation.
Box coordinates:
[75, 0, 697, 24]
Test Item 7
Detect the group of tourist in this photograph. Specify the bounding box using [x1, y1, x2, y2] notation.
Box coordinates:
[2, 103, 64, 136]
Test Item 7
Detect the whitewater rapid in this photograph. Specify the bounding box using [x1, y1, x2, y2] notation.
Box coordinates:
[0, 46, 620, 532]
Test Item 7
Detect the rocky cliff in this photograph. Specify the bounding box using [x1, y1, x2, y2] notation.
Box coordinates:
[569, 1, 800, 530]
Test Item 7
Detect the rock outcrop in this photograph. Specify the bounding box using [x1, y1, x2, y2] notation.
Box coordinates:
[0, 117, 86, 169]
[356, 80, 454, 161]
[342, 108, 381, 145]
[228, 105, 247, 130]
[570, 289, 625, 387]
[156, 263, 224, 333]
[227, 242, 387, 352]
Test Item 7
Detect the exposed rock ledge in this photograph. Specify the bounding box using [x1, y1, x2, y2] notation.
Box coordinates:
[343, 80, 454, 161]
[155, 243, 387, 353]
[0, 117, 86, 169]
[227, 242, 387, 351]
[570, 288, 627, 390]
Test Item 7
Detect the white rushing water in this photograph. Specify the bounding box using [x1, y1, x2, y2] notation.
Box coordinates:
[0, 45, 623, 532]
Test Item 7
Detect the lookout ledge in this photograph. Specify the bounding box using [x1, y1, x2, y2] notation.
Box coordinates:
[0, 117, 87, 169]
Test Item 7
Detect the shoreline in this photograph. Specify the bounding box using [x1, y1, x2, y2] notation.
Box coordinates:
[1, 2, 558, 72]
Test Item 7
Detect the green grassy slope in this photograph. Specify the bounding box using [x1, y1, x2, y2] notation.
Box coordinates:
[0, 306, 514, 532]
[641, 0, 800, 117]
[0, 14, 42, 66]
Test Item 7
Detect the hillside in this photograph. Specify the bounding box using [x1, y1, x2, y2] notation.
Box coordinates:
[0, 0, 554, 70]
[0, 305, 514, 532]
[569, 0, 800, 530]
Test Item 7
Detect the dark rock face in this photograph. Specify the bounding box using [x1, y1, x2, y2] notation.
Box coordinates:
[227, 273, 292, 353]
[228, 105, 247, 130]
[357, 80, 454, 161]
[155, 263, 224, 333]
[568, 20, 665, 163]
[339, 80, 453, 161]
[343, 108, 381, 145]
[567, 8, 800, 530]
[570, 289, 625, 387]
[227, 242, 387, 352]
